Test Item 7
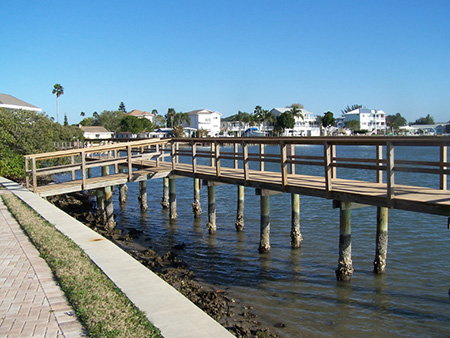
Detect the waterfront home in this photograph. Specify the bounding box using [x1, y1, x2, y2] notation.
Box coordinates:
[270, 108, 321, 136]
[338, 107, 387, 134]
[0, 93, 42, 112]
[184, 109, 221, 137]
[126, 109, 155, 122]
[79, 126, 114, 140]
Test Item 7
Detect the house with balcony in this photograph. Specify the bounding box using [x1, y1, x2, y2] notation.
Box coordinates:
[270, 108, 321, 136]
[184, 109, 222, 136]
[338, 108, 387, 134]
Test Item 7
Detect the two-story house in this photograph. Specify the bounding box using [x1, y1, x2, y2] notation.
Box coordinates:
[340, 108, 387, 134]
[270, 108, 321, 136]
[185, 109, 222, 136]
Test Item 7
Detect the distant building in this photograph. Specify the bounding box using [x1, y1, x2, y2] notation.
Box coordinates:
[270, 108, 321, 136]
[338, 108, 387, 134]
[79, 126, 114, 140]
[0, 93, 42, 112]
[126, 109, 155, 122]
[184, 109, 222, 136]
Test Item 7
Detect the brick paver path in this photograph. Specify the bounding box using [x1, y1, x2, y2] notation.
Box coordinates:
[0, 195, 86, 337]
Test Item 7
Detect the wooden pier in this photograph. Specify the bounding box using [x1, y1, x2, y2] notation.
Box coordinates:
[24, 136, 450, 280]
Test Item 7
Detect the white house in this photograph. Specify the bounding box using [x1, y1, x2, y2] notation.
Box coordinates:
[0, 93, 42, 112]
[270, 108, 321, 136]
[184, 109, 222, 136]
[339, 108, 387, 134]
[79, 126, 114, 140]
[126, 109, 155, 122]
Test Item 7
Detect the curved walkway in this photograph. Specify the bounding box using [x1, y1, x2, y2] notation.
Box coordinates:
[0, 193, 86, 337]
[0, 177, 234, 338]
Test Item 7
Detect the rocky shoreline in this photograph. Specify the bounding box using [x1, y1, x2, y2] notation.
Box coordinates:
[48, 192, 280, 338]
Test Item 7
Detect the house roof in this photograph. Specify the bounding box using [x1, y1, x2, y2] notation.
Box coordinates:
[186, 109, 222, 115]
[79, 126, 112, 133]
[127, 109, 153, 116]
[0, 93, 42, 112]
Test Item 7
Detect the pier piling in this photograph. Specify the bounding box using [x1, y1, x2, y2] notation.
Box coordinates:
[336, 201, 353, 281]
[290, 193, 302, 248]
[206, 182, 216, 234]
[192, 178, 202, 218]
[169, 177, 177, 219]
[161, 177, 169, 209]
[138, 180, 148, 211]
[374, 206, 388, 274]
[235, 185, 245, 231]
[258, 191, 271, 253]
[118, 168, 127, 203]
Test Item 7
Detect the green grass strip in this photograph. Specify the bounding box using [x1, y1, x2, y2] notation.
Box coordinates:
[1, 192, 162, 338]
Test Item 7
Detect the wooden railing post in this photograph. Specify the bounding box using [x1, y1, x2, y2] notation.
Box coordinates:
[289, 144, 295, 175]
[331, 144, 336, 178]
[376, 144, 383, 183]
[81, 150, 86, 190]
[171, 141, 176, 170]
[156, 144, 160, 166]
[234, 143, 239, 169]
[324, 142, 332, 195]
[242, 141, 249, 182]
[280, 141, 288, 189]
[25, 157, 29, 188]
[215, 141, 221, 177]
[31, 157, 37, 193]
[71, 155, 76, 180]
[192, 141, 197, 173]
[260, 144, 265, 172]
[210, 142, 215, 167]
[440, 145, 447, 190]
[386, 142, 394, 206]
[127, 145, 133, 181]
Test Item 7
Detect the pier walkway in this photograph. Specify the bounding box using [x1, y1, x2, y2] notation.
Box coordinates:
[25, 137, 450, 216]
[0, 177, 234, 338]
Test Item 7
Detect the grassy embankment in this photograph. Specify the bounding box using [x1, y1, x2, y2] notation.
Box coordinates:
[1, 191, 162, 338]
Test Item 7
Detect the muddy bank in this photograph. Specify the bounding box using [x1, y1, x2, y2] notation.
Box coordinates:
[48, 192, 281, 338]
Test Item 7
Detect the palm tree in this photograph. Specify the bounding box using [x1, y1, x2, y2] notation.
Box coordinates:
[165, 108, 176, 128]
[52, 84, 64, 123]
[176, 112, 191, 127]
[232, 111, 246, 136]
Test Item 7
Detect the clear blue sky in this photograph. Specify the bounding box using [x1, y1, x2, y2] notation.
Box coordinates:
[2, 1, 449, 124]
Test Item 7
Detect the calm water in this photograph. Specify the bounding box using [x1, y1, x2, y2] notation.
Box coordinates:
[95, 145, 449, 337]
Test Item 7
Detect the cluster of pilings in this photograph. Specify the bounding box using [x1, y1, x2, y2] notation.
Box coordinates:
[95, 173, 388, 281]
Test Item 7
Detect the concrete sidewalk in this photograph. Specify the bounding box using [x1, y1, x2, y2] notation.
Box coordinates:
[0, 193, 86, 337]
[0, 177, 234, 338]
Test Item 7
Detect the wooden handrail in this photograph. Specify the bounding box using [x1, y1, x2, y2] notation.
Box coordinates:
[24, 137, 450, 202]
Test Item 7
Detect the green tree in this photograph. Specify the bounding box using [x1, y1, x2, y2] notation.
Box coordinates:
[52, 83, 64, 123]
[386, 113, 407, 130]
[254, 106, 274, 135]
[0, 108, 82, 180]
[63, 113, 69, 126]
[93, 110, 124, 132]
[321, 111, 336, 128]
[119, 115, 145, 134]
[79, 117, 94, 126]
[174, 112, 191, 127]
[413, 114, 435, 125]
[288, 105, 304, 121]
[165, 108, 176, 128]
[276, 112, 295, 135]
[341, 104, 362, 115]
[118, 102, 127, 114]
[344, 119, 360, 132]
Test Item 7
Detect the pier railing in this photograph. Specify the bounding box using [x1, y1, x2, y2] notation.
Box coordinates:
[25, 136, 449, 209]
